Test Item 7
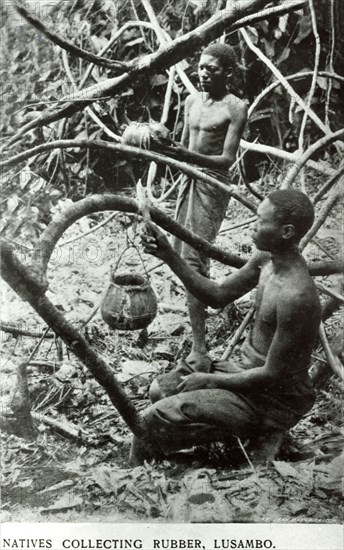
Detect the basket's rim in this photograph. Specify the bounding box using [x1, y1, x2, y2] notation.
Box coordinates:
[110, 271, 148, 288]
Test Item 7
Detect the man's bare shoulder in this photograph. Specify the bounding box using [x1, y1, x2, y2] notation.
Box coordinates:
[185, 93, 200, 107]
[225, 94, 248, 120]
[279, 273, 320, 319]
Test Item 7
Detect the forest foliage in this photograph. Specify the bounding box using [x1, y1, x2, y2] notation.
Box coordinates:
[1, 0, 343, 246]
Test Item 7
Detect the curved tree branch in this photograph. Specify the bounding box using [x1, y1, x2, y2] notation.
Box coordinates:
[80, 21, 159, 87]
[34, 195, 246, 281]
[281, 129, 344, 189]
[313, 165, 344, 204]
[240, 27, 340, 145]
[32, 194, 344, 285]
[248, 71, 344, 120]
[246, 71, 342, 179]
[300, 178, 344, 251]
[0, 139, 257, 212]
[239, 139, 334, 176]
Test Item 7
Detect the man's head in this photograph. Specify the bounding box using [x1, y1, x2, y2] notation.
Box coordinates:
[198, 44, 236, 94]
[252, 190, 314, 251]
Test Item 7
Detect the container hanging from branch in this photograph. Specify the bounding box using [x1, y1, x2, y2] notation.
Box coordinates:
[101, 245, 158, 331]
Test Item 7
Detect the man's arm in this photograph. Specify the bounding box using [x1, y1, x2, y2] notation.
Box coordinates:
[178, 294, 317, 393]
[221, 100, 248, 169]
[171, 97, 247, 172]
[142, 222, 261, 308]
[180, 94, 191, 148]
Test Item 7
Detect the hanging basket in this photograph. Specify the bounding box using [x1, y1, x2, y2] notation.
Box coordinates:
[101, 271, 158, 331]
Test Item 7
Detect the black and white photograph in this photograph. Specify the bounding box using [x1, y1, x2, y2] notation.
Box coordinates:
[0, 0, 343, 548]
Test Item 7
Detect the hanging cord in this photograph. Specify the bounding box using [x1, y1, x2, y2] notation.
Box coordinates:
[80, 236, 151, 329]
[114, 237, 151, 283]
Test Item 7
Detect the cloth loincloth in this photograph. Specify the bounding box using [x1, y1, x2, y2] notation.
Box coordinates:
[142, 335, 316, 454]
[173, 169, 230, 276]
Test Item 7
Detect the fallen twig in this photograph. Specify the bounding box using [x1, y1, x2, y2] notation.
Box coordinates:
[30, 411, 87, 441]
[59, 212, 118, 247]
[313, 237, 337, 260]
[221, 306, 255, 361]
[159, 302, 185, 313]
[0, 321, 54, 338]
[319, 322, 344, 381]
[219, 216, 256, 234]
[236, 436, 256, 472]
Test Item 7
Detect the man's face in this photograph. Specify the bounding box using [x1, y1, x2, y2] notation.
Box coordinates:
[251, 199, 284, 251]
[198, 54, 227, 93]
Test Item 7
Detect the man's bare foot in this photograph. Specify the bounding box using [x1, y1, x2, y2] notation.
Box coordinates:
[185, 351, 212, 373]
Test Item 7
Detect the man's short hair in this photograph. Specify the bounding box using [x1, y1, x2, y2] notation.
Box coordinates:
[202, 43, 236, 71]
[268, 189, 314, 239]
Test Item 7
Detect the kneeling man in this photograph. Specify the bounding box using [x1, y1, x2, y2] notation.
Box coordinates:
[130, 190, 320, 464]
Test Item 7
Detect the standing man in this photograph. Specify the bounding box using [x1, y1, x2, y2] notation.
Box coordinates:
[130, 190, 320, 464]
[171, 43, 247, 374]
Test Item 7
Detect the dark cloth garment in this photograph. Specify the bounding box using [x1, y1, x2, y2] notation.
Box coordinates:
[173, 169, 230, 275]
[142, 335, 316, 455]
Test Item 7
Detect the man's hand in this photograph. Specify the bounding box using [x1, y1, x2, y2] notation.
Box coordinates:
[177, 372, 214, 392]
[171, 143, 189, 155]
[141, 222, 172, 261]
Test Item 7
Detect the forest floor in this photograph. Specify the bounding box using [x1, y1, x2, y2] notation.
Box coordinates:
[0, 177, 343, 523]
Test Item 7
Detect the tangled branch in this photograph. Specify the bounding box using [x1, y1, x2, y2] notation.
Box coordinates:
[281, 128, 344, 189]
[2, 0, 306, 149]
[0, 139, 257, 212]
[31, 194, 343, 284]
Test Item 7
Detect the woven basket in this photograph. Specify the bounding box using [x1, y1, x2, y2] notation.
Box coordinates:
[101, 272, 157, 331]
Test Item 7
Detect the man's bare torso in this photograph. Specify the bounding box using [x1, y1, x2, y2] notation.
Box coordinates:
[187, 93, 240, 156]
[251, 258, 320, 375]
